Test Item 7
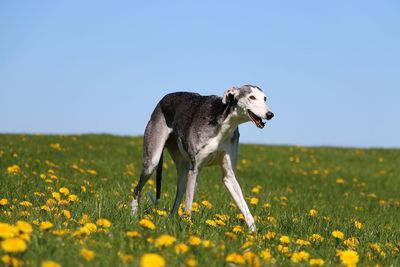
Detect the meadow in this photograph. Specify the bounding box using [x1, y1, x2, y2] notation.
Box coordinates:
[0, 134, 399, 267]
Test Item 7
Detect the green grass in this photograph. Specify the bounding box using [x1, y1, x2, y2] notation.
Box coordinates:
[0, 134, 399, 266]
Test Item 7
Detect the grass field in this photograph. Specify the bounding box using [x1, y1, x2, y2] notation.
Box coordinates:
[0, 134, 399, 267]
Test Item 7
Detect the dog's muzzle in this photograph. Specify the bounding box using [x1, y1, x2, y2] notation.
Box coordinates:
[266, 111, 274, 120]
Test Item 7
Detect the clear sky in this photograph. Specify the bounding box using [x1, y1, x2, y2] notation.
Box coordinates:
[1, 1, 399, 148]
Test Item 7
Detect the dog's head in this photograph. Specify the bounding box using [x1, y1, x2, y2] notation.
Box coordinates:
[222, 85, 274, 128]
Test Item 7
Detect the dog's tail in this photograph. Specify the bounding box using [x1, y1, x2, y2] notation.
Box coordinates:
[156, 152, 163, 201]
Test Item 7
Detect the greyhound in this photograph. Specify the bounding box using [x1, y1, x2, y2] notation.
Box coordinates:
[131, 85, 274, 231]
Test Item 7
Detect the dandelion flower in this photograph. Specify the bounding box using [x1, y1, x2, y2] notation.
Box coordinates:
[39, 221, 54, 231]
[59, 187, 70, 196]
[279, 235, 290, 244]
[354, 220, 362, 229]
[0, 223, 18, 239]
[250, 197, 259, 205]
[226, 253, 245, 265]
[205, 220, 217, 227]
[16, 221, 32, 234]
[139, 219, 156, 230]
[201, 200, 212, 209]
[7, 165, 21, 175]
[0, 198, 8, 206]
[338, 250, 359, 267]
[260, 249, 273, 262]
[154, 234, 176, 248]
[175, 243, 189, 254]
[140, 253, 165, 267]
[96, 218, 111, 228]
[332, 230, 344, 239]
[291, 251, 310, 263]
[68, 194, 79, 202]
[80, 248, 95, 261]
[188, 236, 201, 246]
[308, 209, 318, 217]
[126, 231, 141, 238]
[309, 258, 325, 266]
[41, 260, 61, 267]
[1, 238, 27, 253]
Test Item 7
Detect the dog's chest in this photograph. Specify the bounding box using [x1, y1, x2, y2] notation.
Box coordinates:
[195, 125, 235, 166]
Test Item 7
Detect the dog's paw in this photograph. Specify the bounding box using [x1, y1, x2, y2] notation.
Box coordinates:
[130, 198, 139, 216]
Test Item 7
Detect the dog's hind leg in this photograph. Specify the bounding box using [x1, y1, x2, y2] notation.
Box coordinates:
[131, 106, 171, 216]
[165, 137, 190, 216]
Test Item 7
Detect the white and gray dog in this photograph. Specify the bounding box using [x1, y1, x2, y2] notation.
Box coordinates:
[131, 85, 274, 231]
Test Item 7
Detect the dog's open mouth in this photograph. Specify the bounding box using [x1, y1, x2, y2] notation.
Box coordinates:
[247, 110, 265, 129]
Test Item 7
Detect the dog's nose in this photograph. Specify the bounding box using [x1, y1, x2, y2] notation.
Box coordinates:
[266, 111, 274, 120]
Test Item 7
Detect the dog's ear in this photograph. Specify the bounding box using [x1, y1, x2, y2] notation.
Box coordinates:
[222, 87, 239, 105]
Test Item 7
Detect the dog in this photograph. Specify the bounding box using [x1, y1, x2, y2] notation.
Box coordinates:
[131, 85, 274, 231]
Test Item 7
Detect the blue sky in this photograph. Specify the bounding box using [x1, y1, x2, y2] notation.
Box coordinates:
[1, 1, 399, 147]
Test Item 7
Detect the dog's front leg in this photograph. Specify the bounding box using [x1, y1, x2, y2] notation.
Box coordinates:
[222, 154, 256, 232]
[184, 168, 199, 214]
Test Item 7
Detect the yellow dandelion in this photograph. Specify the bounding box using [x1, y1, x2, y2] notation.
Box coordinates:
[250, 197, 259, 205]
[0, 223, 18, 239]
[185, 256, 197, 267]
[309, 258, 325, 266]
[205, 219, 217, 227]
[354, 220, 363, 229]
[188, 236, 201, 246]
[82, 223, 97, 234]
[344, 237, 359, 249]
[262, 202, 271, 209]
[126, 231, 141, 238]
[309, 209, 318, 217]
[154, 234, 176, 248]
[2, 255, 21, 267]
[291, 251, 310, 263]
[139, 219, 156, 230]
[62, 210, 71, 219]
[68, 194, 79, 202]
[52, 192, 61, 201]
[243, 251, 260, 266]
[175, 243, 189, 254]
[264, 231, 277, 240]
[155, 209, 168, 216]
[1, 238, 27, 253]
[260, 249, 273, 262]
[226, 253, 245, 265]
[7, 165, 21, 175]
[80, 248, 95, 261]
[16, 221, 32, 234]
[96, 218, 111, 228]
[332, 230, 345, 239]
[201, 200, 212, 209]
[215, 219, 226, 226]
[140, 253, 165, 267]
[202, 240, 214, 248]
[41, 260, 61, 267]
[279, 235, 290, 244]
[336, 178, 345, 184]
[19, 201, 32, 207]
[86, 169, 97, 175]
[338, 250, 359, 267]
[296, 239, 311, 246]
[117, 251, 134, 264]
[232, 225, 243, 233]
[39, 221, 54, 231]
[310, 233, 324, 242]
[59, 187, 70, 196]
[0, 198, 8, 206]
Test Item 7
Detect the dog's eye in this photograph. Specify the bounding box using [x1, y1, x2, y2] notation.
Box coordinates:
[249, 95, 256, 100]
[264, 97, 267, 102]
